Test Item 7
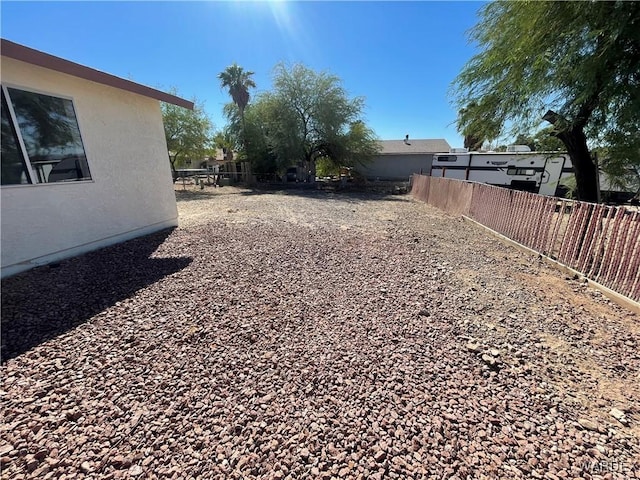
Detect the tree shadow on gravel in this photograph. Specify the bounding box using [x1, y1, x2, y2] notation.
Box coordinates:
[237, 188, 411, 203]
[174, 188, 250, 202]
[1, 228, 191, 363]
[174, 186, 411, 203]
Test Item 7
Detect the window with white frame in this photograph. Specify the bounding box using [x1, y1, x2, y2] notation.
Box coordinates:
[1, 85, 91, 185]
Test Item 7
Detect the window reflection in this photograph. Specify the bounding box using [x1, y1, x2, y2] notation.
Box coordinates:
[6, 88, 91, 183]
[1, 90, 30, 185]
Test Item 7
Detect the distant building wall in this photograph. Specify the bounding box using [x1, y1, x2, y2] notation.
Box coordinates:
[360, 154, 434, 181]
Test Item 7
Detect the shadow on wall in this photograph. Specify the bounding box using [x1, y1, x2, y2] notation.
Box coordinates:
[1, 228, 192, 362]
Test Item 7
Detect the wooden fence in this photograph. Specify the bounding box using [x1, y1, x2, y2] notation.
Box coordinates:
[411, 175, 640, 303]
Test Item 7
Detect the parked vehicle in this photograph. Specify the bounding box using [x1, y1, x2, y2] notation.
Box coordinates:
[431, 145, 573, 197]
[285, 167, 298, 182]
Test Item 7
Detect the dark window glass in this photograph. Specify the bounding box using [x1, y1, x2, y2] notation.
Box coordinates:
[507, 167, 535, 176]
[436, 155, 457, 162]
[7, 87, 91, 183]
[1, 90, 30, 185]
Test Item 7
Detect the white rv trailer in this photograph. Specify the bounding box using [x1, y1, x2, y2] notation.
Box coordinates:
[430, 145, 573, 197]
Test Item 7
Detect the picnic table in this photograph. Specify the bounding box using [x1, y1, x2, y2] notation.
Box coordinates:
[174, 169, 215, 189]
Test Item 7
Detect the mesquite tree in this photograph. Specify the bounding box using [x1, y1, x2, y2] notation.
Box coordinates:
[453, 1, 640, 202]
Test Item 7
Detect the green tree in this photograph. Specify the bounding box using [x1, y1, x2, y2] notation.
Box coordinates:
[161, 93, 214, 173]
[452, 1, 640, 202]
[317, 120, 381, 176]
[213, 130, 235, 162]
[457, 101, 501, 151]
[241, 99, 280, 177]
[217, 63, 256, 156]
[532, 128, 565, 152]
[315, 157, 340, 178]
[514, 128, 565, 152]
[259, 63, 380, 179]
[221, 97, 279, 178]
[596, 142, 640, 199]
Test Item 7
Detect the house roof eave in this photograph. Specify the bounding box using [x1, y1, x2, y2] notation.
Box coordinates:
[1, 39, 194, 110]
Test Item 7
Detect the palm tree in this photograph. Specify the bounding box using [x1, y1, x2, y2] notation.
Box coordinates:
[218, 63, 256, 154]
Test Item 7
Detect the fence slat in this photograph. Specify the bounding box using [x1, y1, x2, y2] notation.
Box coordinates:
[411, 175, 639, 303]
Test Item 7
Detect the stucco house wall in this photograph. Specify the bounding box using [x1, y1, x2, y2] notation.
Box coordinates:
[1, 45, 189, 277]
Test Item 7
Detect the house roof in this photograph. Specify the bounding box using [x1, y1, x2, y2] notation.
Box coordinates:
[379, 138, 451, 154]
[1, 39, 194, 110]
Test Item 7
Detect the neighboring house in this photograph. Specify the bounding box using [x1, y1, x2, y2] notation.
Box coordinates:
[199, 148, 234, 172]
[359, 136, 451, 181]
[1, 39, 193, 278]
[199, 148, 252, 184]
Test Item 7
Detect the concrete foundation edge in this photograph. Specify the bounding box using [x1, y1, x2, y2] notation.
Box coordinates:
[1, 217, 178, 279]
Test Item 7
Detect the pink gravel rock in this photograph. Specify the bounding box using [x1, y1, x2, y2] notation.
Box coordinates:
[1, 188, 638, 479]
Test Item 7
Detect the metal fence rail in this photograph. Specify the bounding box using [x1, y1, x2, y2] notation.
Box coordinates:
[411, 175, 640, 302]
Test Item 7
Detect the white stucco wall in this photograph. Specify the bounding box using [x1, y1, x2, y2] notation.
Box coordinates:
[1, 57, 178, 277]
[360, 154, 434, 181]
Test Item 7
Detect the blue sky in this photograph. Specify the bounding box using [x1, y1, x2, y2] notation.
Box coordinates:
[1, 1, 483, 147]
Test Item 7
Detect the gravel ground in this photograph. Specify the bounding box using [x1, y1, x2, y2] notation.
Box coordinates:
[2, 185, 639, 479]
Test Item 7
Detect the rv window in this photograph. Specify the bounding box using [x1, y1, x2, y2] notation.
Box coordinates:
[507, 167, 535, 176]
[436, 155, 457, 162]
[1, 85, 91, 185]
